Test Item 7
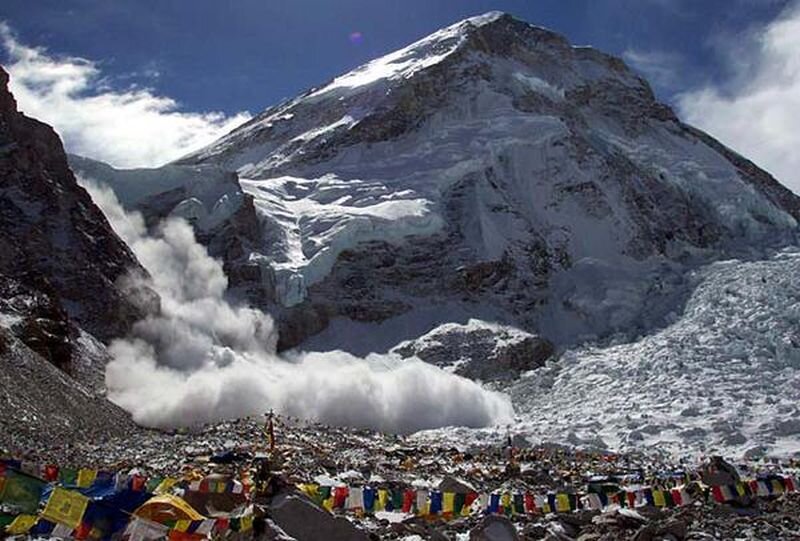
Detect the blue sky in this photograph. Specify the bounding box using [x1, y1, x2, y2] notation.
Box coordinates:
[1, 0, 799, 193]
[1, 0, 791, 112]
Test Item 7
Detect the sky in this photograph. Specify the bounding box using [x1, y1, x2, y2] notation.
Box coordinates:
[1, 0, 799, 192]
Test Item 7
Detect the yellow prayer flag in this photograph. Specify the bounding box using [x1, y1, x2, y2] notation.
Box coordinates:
[772, 480, 784, 494]
[501, 493, 512, 514]
[555, 494, 570, 513]
[653, 490, 666, 508]
[42, 487, 89, 529]
[6, 514, 38, 534]
[443, 492, 455, 514]
[377, 489, 389, 512]
[76, 469, 97, 488]
[298, 484, 319, 499]
[735, 483, 746, 497]
[174, 520, 191, 532]
[322, 497, 334, 512]
[155, 478, 179, 495]
[240, 515, 253, 532]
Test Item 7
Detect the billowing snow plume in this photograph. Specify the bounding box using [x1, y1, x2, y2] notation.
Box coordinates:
[82, 181, 513, 432]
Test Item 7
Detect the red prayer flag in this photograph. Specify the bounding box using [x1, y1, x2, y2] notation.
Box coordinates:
[626, 492, 636, 508]
[524, 492, 536, 513]
[465, 492, 478, 507]
[402, 489, 415, 513]
[44, 465, 59, 482]
[215, 518, 229, 532]
[130, 475, 146, 491]
[671, 489, 682, 506]
[711, 486, 724, 503]
[785, 477, 795, 493]
[333, 486, 348, 509]
[74, 522, 91, 540]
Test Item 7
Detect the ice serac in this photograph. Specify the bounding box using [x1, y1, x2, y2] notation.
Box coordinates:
[154, 14, 798, 353]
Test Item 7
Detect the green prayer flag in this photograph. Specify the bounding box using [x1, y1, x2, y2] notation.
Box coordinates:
[0, 471, 45, 514]
[454, 493, 466, 514]
[513, 494, 525, 514]
[392, 490, 403, 511]
[59, 468, 78, 486]
[145, 477, 162, 493]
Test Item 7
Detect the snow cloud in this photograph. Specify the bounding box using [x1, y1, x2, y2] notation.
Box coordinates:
[676, 2, 800, 194]
[0, 22, 250, 168]
[81, 180, 513, 433]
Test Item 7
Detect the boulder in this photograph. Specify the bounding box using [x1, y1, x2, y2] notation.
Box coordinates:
[469, 515, 520, 541]
[269, 493, 369, 541]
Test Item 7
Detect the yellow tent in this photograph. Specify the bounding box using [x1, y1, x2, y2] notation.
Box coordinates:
[134, 494, 205, 524]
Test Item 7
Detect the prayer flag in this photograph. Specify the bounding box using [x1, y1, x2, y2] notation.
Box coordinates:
[42, 487, 89, 529]
[363, 487, 376, 513]
[513, 493, 525, 514]
[377, 489, 389, 512]
[59, 469, 78, 486]
[653, 490, 666, 508]
[555, 493, 571, 513]
[416, 490, 429, 516]
[453, 492, 465, 515]
[464, 492, 478, 516]
[427, 491, 441, 515]
[6, 514, 38, 534]
[44, 465, 59, 482]
[402, 490, 414, 513]
[77, 469, 97, 488]
[488, 494, 500, 514]
[500, 492, 511, 515]
[443, 492, 455, 514]
[333, 486, 348, 509]
[346, 487, 364, 510]
[155, 478, 178, 495]
[0, 470, 45, 513]
[524, 492, 536, 513]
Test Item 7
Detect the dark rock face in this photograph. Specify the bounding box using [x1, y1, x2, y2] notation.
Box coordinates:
[269, 493, 369, 541]
[0, 66, 151, 343]
[393, 321, 554, 382]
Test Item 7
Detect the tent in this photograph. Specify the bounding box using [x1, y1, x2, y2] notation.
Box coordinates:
[134, 495, 205, 524]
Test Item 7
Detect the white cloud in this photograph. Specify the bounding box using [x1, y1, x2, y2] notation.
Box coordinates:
[676, 2, 800, 194]
[0, 22, 250, 168]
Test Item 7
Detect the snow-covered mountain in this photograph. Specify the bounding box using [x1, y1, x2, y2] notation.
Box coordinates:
[87, 11, 796, 350]
[141, 13, 800, 346]
[69, 12, 800, 456]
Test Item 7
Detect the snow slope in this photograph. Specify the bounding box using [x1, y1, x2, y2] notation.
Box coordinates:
[507, 248, 800, 459]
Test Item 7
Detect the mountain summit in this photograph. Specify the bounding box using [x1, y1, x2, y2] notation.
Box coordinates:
[78, 12, 799, 352]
